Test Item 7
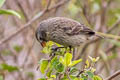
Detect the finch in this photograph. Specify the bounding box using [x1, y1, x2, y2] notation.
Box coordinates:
[35, 17, 96, 48]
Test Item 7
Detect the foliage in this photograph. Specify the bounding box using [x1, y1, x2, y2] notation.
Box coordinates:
[0, 63, 19, 72]
[0, 9, 21, 18]
[13, 45, 23, 53]
[0, 0, 21, 18]
[38, 41, 102, 80]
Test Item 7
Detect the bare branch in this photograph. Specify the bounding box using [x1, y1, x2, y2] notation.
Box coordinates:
[46, 0, 52, 10]
[107, 19, 120, 33]
[106, 70, 120, 80]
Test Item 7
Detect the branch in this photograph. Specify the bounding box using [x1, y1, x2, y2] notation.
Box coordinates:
[107, 19, 120, 33]
[76, 70, 84, 77]
[46, 0, 52, 10]
[0, 0, 69, 46]
[106, 70, 120, 80]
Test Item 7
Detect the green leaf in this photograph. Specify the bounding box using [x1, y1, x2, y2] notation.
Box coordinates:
[85, 59, 89, 68]
[59, 56, 65, 66]
[51, 56, 59, 68]
[0, 9, 21, 19]
[41, 41, 63, 54]
[64, 53, 72, 66]
[51, 56, 64, 72]
[47, 69, 53, 77]
[13, 45, 23, 53]
[50, 75, 56, 78]
[40, 59, 49, 74]
[92, 75, 102, 80]
[70, 67, 78, 74]
[69, 59, 82, 67]
[41, 42, 53, 54]
[86, 71, 94, 78]
[81, 74, 88, 80]
[0, 0, 5, 8]
[0, 63, 19, 72]
[0, 75, 3, 80]
[55, 63, 64, 72]
[41, 47, 51, 54]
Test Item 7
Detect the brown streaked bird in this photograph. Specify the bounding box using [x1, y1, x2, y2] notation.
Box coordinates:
[35, 17, 96, 49]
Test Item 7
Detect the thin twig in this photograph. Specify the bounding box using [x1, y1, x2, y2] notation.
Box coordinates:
[46, 0, 52, 10]
[106, 45, 116, 53]
[107, 19, 120, 33]
[105, 70, 120, 80]
[76, 70, 84, 77]
[15, 0, 30, 21]
[66, 67, 71, 80]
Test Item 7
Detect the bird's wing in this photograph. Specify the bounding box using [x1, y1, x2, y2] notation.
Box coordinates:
[62, 24, 95, 36]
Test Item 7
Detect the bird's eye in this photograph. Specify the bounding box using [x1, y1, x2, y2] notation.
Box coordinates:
[39, 37, 42, 40]
[39, 37, 47, 42]
[39, 37, 44, 41]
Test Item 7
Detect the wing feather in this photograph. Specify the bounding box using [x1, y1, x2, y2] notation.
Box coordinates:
[63, 24, 95, 36]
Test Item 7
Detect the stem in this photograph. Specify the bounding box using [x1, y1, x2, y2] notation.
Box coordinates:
[76, 70, 84, 77]
[66, 67, 71, 80]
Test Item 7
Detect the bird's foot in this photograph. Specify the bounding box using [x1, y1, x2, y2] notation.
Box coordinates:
[51, 46, 65, 51]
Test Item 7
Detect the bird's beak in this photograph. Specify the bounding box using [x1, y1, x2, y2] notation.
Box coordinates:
[40, 41, 46, 47]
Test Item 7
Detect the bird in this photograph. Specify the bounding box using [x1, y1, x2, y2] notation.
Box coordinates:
[35, 17, 97, 50]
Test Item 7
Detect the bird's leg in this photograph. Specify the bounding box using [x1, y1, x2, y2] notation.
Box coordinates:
[69, 46, 75, 60]
[72, 48, 75, 60]
[69, 46, 72, 53]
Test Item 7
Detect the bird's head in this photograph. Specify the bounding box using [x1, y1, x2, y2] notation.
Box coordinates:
[35, 28, 47, 48]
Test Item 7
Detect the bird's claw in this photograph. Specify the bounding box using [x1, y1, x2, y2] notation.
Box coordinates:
[51, 46, 65, 52]
[51, 47, 59, 51]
